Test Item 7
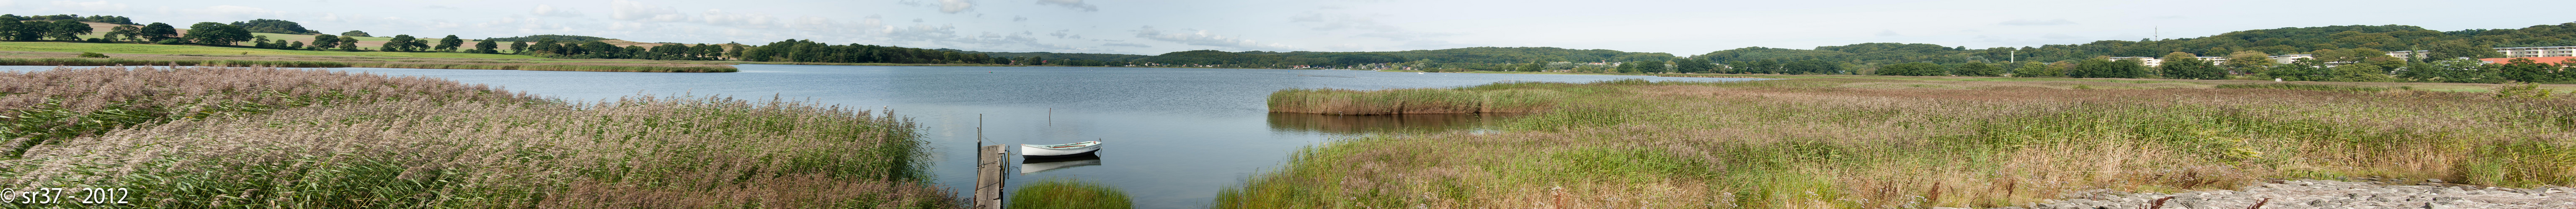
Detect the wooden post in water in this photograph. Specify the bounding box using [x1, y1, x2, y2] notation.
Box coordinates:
[972, 115, 1007, 209]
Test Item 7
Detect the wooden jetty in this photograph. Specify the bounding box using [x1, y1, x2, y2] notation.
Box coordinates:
[974, 144, 1007, 209]
[972, 114, 1006, 209]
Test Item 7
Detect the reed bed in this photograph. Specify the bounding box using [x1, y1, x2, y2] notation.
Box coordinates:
[0, 66, 947, 208]
[1267, 80, 1618, 115]
[1008, 178, 1133, 209]
[1223, 78, 2576, 208]
[0, 66, 534, 158]
[0, 58, 738, 73]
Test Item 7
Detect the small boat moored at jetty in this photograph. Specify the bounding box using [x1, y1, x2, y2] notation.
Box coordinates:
[1020, 141, 1102, 158]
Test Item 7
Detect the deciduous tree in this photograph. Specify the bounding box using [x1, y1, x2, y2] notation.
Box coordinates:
[2160, 52, 2228, 80]
[140, 22, 177, 41]
[1877, 62, 1949, 76]
[336, 36, 358, 51]
[1953, 62, 2003, 76]
[46, 20, 90, 41]
[475, 38, 498, 54]
[310, 34, 338, 51]
[435, 35, 463, 52]
[2222, 51, 2273, 75]
[181, 22, 252, 46]
[2499, 58, 2562, 83]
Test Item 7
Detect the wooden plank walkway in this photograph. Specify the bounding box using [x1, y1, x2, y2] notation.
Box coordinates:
[973, 145, 1008, 209]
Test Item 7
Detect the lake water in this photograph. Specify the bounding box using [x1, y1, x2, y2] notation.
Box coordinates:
[3, 64, 1759, 208]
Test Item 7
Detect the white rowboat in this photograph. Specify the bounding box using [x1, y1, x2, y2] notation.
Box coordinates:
[1019, 156, 1102, 173]
[1020, 141, 1102, 158]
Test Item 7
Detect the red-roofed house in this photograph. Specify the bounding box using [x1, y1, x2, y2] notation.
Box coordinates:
[2480, 56, 2576, 65]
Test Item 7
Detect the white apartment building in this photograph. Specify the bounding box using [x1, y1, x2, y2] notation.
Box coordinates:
[2497, 46, 2576, 58]
[2107, 57, 2162, 66]
[2385, 50, 2429, 59]
[2269, 54, 2315, 64]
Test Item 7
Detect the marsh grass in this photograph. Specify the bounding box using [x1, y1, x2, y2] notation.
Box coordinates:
[0, 58, 739, 72]
[1224, 78, 2576, 208]
[0, 66, 948, 208]
[1008, 178, 1133, 209]
[0, 66, 534, 158]
[1265, 79, 1660, 115]
[2213, 83, 2390, 92]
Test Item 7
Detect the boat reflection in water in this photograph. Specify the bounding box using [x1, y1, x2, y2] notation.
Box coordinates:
[1019, 154, 1103, 174]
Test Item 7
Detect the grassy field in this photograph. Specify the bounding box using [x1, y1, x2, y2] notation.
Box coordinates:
[0, 66, 950, 207]
[1231, 77, 2576, 208]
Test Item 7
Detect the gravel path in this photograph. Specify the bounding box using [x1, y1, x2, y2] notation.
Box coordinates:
[1991, 179, 2576, 209]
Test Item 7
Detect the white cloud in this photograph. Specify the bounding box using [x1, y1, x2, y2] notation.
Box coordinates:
[1998, 18, 2075, 26]
[1875, 30, 1900, 36]
[1013, 15, 1027, 22]
[198, 5, 289, 20]
[611, 0, 687, 22]
[1035, 0, 1097, 12]
[940, 0, 975, 13]
[0, 0, 15, 7]
[1103, 42, 1149, 48]
[50, 0, 127, 12]
[1048, 29, 1081, 38]
[1134, 26, 1295, 51]
[532, 5, 583, 17]
[699, 9, 778, 28]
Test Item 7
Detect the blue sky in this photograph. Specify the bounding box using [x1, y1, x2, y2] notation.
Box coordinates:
[6, 0, 2571, 55]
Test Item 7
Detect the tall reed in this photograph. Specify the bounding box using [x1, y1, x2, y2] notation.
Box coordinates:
[0, 66, 534, 158]
[1228, 79, 2576, 208]
[0, 66, 947, 208]
[1266, 80, 1613, 115]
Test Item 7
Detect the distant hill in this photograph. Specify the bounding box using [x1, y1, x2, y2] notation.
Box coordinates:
[945, 49, 1152, 61]
[488, 35, 612, 42]
[1698, 23, 2576, 65]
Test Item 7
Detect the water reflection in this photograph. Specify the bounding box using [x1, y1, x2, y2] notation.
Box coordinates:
[1265, 112, 1518, 135]
[1019, 155, 1104, 174]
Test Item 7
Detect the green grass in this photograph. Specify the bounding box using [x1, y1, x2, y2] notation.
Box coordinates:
[1009, 178, 1134, 209]
[0, 41, 541, 59]
[1225, 77, 2576, 208]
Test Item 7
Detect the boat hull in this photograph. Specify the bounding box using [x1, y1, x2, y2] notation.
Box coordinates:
[1020, 141, 1102, 158]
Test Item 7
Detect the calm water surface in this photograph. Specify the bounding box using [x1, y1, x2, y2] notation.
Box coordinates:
[4, 64, 1760, 208]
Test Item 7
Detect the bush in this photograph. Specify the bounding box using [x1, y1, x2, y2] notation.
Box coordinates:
[153, 39, 183, 45]
[75, 52, 108, 58]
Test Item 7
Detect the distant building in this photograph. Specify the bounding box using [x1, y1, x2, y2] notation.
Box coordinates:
[2478, 56, 2576, 65]
[2497, 46, 2576, 58]
[2385, 50, 2430, 59]
[2269, 54, 2315, 64]
[2107, 57, 2162, 66]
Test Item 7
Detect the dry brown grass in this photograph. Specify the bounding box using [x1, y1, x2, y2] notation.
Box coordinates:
[1223, 78, 2576, 208]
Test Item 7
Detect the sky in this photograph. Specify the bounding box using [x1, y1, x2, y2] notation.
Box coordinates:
[6, 0, 2573, 56]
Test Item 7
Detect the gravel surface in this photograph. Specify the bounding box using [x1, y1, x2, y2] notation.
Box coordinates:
[1989, 179, 2576, 209]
